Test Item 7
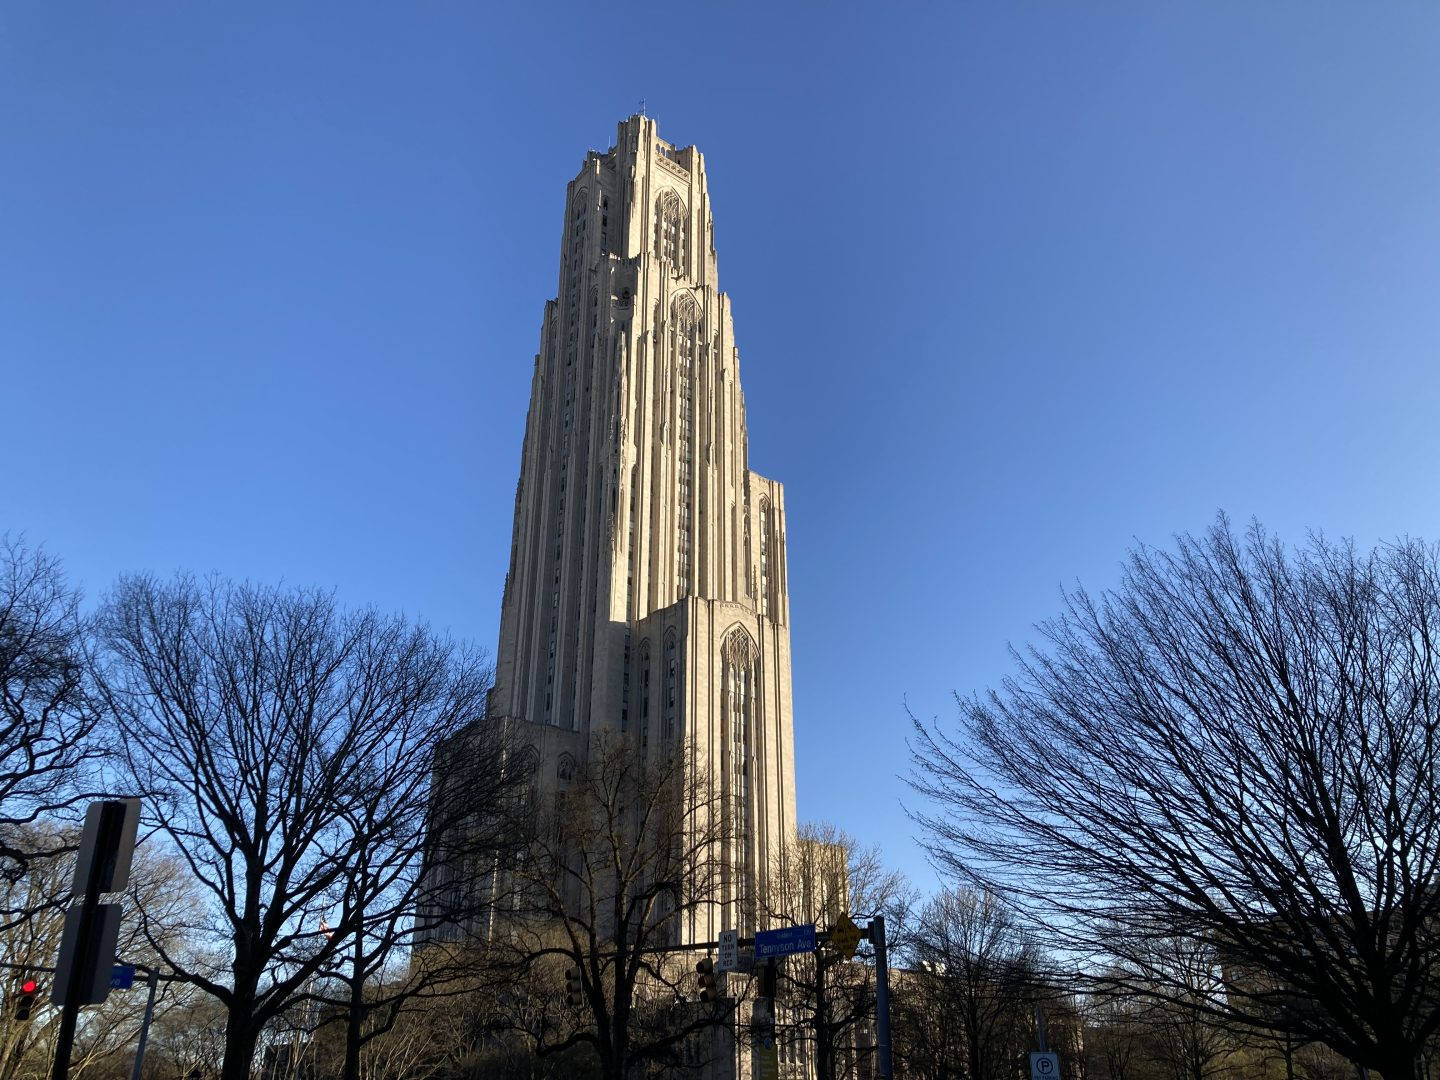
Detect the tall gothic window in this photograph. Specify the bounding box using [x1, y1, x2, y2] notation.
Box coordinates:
[621, 631, 631, 732]
[759, 499, 772, 617]
[567, 190, 587, 365]
[674, 296, 698, 597]
[627, 464, 638, 616]
[664, 633, 679, 741]
[639, 641, 651, 750]
[654, 190, 686, 270]
[721, 627, 757, 932]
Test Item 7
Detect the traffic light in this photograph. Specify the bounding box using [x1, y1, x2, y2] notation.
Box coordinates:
[564, 967, 583, 1010]
[13, 979, 38, 1022]
[695, 956, 718, 1002]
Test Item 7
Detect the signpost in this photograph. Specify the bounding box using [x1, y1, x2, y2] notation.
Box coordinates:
[51, 799, 140, 1080]
[1030, 1052, 1060, 1080]
[754, 923, 816, 959]
[716, 929, 738, 973]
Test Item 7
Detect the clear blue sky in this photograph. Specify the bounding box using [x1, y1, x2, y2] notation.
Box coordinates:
[5, 3, 1439, 893]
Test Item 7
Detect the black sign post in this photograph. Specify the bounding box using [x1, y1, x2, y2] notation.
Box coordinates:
[51, 799, 140, 1080]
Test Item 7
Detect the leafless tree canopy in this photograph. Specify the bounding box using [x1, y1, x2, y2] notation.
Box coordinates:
[0, 536, 105, 888]
[492, 735, 731, 1080]
[762, 823, 913, 1080]
[909, 518, 1440, 1080]
[99, 574, 497, 1080]
[894, 888, 1046, 1080]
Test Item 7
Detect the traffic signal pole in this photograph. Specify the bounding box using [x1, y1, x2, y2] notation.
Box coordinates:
[869, 916, 894, 1080]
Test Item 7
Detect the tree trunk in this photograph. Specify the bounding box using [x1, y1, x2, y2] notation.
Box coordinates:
[220, 1016, 260, 1080]
[342, 976, 364, 1080]
[1375, 1047, 1425, 1080]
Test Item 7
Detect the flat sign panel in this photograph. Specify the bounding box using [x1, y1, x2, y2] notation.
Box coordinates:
[110, 964, 135, 990]
[754, 923, 816, 959]
[72, 799, 141, 895]
[52, 904, 122, 1006]
[1031, 1052, 1060, 1080]
[717, 929, 739, 973]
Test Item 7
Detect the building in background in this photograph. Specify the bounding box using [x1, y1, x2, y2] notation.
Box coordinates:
[487, 114, 799, 944]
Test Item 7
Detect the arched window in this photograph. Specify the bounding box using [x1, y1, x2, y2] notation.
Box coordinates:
[664, 633, 679, 741]
[556, 753, 575, 782]
[674, 296, 698, 596]
[721, 626, 758, 930]
[654, 190, 687, 269]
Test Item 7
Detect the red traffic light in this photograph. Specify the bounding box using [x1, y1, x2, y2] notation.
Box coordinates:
[14, 979, 38, 1022]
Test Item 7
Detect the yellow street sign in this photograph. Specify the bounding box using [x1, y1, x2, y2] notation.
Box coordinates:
[828, 912, 862, 958]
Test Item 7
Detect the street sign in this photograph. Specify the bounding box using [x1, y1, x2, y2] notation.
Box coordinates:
[52, 904, 122, 1006]
[1031, 1052, 1060, 1080]
[110, 965, 135, 991]
[754, 923, 816, 959]
[827, 913, 862, 958]
[717, 929, 738, 973]
[72, 800, 141, 895]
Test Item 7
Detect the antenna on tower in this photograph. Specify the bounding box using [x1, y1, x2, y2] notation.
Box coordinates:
[638, 98, 647, 117]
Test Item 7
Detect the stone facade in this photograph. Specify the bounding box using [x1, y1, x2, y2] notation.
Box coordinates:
[490, 115, 799, 943]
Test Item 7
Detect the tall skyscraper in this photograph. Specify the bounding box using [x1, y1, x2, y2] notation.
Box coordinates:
[489, 115, 798, 939]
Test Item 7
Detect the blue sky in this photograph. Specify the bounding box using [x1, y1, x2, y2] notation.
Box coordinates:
[4, 3, 1439, 893]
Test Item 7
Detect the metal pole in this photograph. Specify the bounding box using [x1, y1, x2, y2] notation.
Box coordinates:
[751, 960, 778, 1080]
[129, 970, 159, 1080]
[52, 833, 108, 1080]
[871, 916, 893, 1080]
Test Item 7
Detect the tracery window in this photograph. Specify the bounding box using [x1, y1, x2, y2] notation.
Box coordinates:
[721, 627, 757, 932]
[654, 190, 687, 270]
[674, 296, 698, 596]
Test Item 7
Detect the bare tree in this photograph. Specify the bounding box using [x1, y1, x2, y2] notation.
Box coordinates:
[492, 735, 732, 1080]
[1127, 938, 1235, 1080]
[99, 575, 500, 1080]
[1084, 978, 1149, 1080]
[0, 537, 105, 892]
[309, 708, 523, 1080]
[761, 823, 913, 1080]
[899, 887, 1044, 1080]
[909, 517, 1440, 1080]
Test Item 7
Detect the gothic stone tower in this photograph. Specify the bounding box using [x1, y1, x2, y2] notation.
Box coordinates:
[491, 115, 797, 941]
